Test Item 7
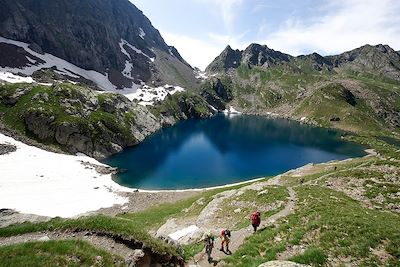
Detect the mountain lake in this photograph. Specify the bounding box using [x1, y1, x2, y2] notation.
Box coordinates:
[103, 114, 367, 190]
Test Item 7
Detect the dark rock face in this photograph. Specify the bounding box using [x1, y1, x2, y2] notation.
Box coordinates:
[298, 53, 333, 71]
[327, 44, 400, 81]
[241, 43, 291, 68]
[206, 45, 242, 73]
[0, 0, 197, 89]
[200, 78, 233, 110]
[206, 43, 292, 73]
[330, 116, 341, 122]
[24, 109, 56, 140]
[0, 144, 17, 155]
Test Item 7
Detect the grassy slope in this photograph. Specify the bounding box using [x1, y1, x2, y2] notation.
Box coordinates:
[0, 240, 124, 267]
[223, 140, 400, 267]
[0, 215, 178, 257]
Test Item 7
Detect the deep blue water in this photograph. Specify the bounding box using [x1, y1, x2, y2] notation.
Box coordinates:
[103, 114, 366, 190]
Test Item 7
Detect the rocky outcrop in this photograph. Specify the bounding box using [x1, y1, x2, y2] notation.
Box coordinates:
[297, 52, 333, 71]
[206, 45, 242, 73]
[0, 144, 16, 155]
[154, 92, 215, 121]
[327, 44, 400, 81]
[200, 78, 233, 110]
[241, 43, 292, 68]
[0, 83, 213, 159]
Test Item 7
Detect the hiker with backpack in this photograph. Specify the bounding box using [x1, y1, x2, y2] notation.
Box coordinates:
[250, 211, 261, 232]
[220, 229, 231, 254]
[203, 232, 215, 263]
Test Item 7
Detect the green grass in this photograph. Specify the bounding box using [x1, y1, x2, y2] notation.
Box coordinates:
[0, 240, 124, 267]
[294, 83, 383, 132]
[0, 215, 177, 256]
[118, 181, 259, 231]
[216, 186, 289, 230]
[182, 242, 204, 261]
[289, 247, 328, 266]
[224, 185, 400, 266]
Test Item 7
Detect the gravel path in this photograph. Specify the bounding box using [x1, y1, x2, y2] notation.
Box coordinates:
[190, 187, 297, 267]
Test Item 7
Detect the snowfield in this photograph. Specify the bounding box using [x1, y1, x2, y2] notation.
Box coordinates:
[0, 36, 117, 91]
[0, 133, 131, 218]
[125, 84, 185, 105]
[0, 71, 34, 84]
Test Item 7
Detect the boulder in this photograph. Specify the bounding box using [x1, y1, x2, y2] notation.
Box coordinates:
[24, 109, 55, 140]
[2, 87, 32, 105]
[330, 116, 341, 122]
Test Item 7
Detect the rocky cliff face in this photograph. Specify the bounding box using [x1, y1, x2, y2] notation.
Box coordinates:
[327, 44, 400, 81]
[206, 43, 292, 73]
[0, 0, 198, 90]
[0, 83, 214, 159]
[206, 45, 242, 73]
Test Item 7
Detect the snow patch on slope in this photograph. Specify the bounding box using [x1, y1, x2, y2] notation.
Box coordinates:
[0, 36, 117, 91]
[126, 84, 185, 106]
[0, 71, 34, 84]
[122, 61, 134, 79]
[138, 28, 146, 39]
[119, 39, 154, 62]
[0, 133, 130, 218]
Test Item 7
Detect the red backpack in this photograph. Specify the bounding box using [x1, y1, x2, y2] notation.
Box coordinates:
[251, 211, 261, 225]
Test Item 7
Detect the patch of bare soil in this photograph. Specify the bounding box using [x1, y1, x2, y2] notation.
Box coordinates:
[324, 177, 374, 208]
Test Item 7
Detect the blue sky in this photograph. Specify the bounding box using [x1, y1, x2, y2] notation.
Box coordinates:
[131, 0, 400, 70]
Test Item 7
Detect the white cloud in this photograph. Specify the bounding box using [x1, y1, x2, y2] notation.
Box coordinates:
[162, 32, 224, 70]
[161, 30, 253, 70]
[145, 0, 400, 71]
[195, 0, 243, 30]
[262, 0, 400, 55]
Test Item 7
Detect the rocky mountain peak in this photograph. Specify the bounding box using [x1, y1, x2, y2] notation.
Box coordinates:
[241, 43, 292, 68]
[328, 43, 400, 80]
[205, 45, 242, 73]
[206, 43, 292, 73]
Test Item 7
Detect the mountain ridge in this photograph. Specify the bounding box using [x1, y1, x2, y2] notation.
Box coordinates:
[207, 43, 400, 81]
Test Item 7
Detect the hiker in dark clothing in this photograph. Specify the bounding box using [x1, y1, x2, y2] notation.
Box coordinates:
[203, 232, 215, 263]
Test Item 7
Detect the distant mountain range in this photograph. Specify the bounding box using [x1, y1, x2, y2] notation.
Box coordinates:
[207, 43, 400, 81]
[204, 43, 400, 133]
